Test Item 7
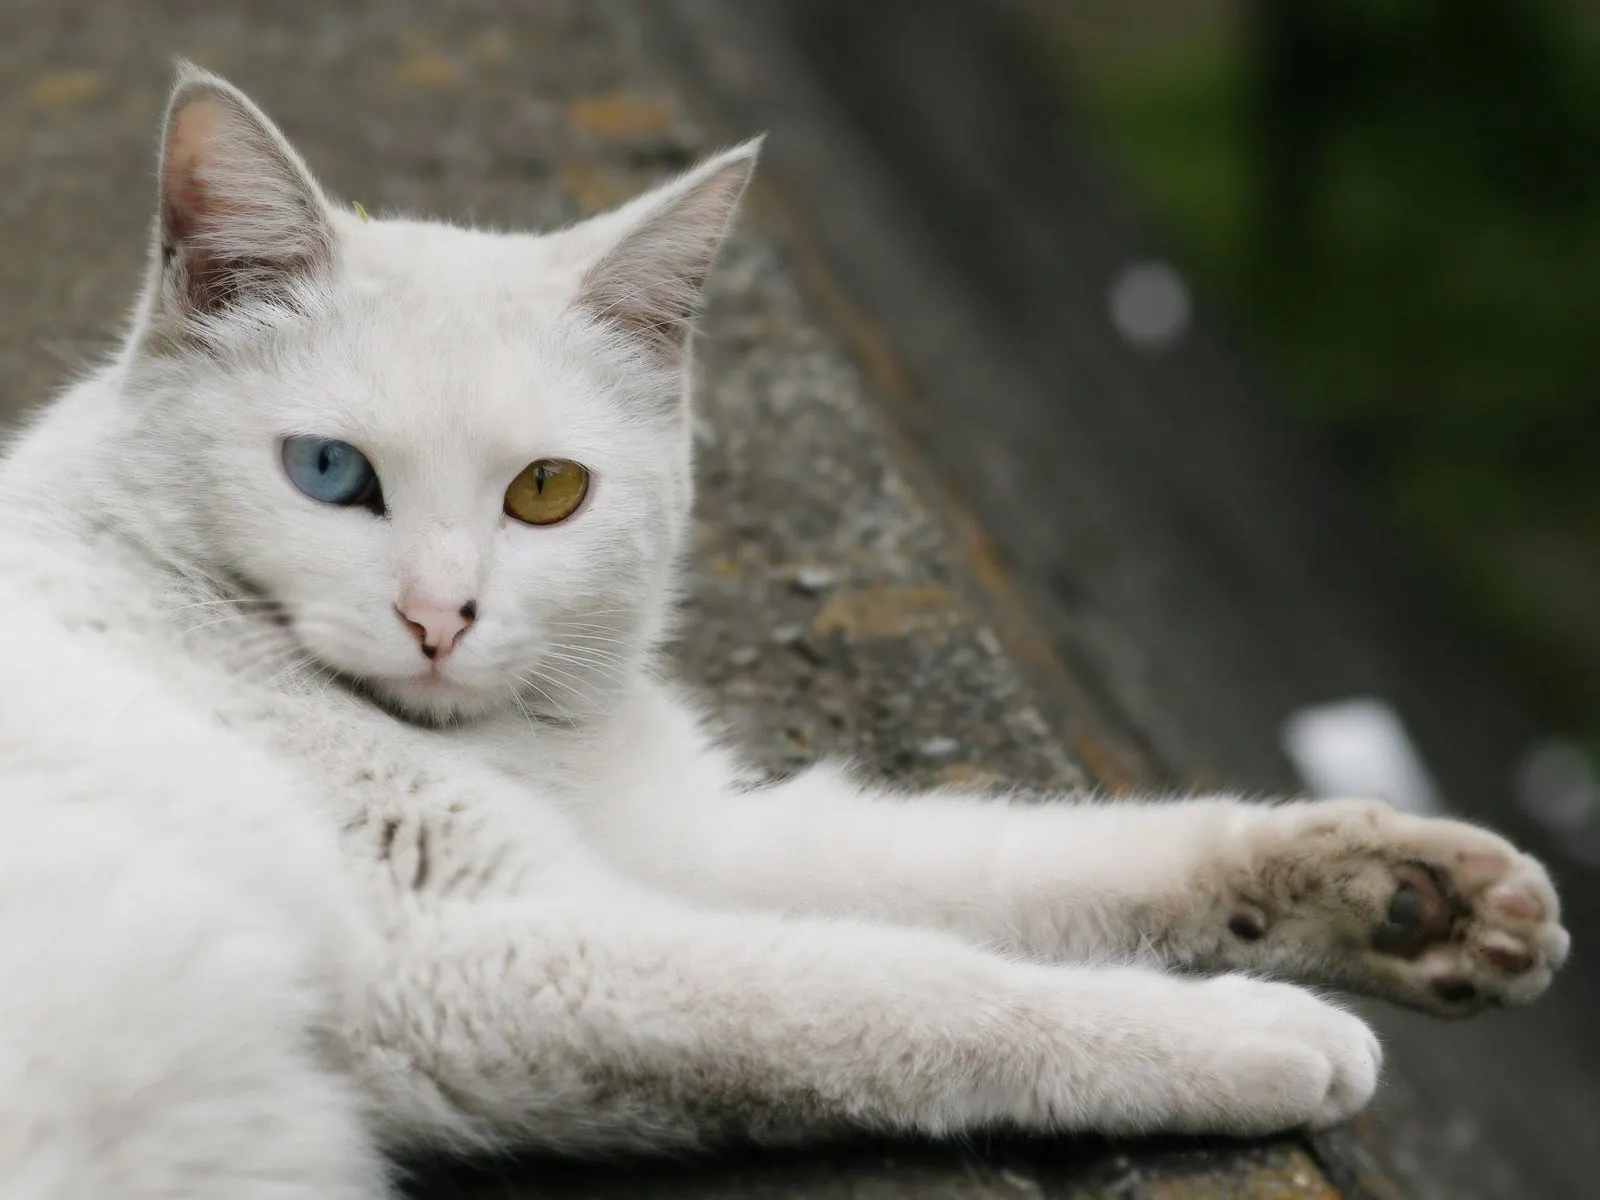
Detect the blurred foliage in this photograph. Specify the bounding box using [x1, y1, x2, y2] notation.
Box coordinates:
[1033, 0, 1600, 748]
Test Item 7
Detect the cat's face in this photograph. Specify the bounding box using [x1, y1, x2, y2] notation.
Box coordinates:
[162, 222, 693, 725]
[125, 67, 756, 724]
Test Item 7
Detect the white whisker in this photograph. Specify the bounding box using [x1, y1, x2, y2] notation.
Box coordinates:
[507, 670, 572, 724]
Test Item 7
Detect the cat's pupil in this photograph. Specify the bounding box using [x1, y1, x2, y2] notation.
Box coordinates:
[318, 445, 334, 475]
[534, 465, 547, 493]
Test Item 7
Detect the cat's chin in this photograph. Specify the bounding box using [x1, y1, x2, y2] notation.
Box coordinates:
[363, 674, 504, 728]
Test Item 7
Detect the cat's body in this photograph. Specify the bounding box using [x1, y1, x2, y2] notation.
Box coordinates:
[0, 68, 1570, 1198]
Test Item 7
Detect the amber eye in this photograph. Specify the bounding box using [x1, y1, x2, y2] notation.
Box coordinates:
[504, 458, 590, 526]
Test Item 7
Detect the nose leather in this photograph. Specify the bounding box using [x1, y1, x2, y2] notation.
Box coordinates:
[395, 595, 476, 662]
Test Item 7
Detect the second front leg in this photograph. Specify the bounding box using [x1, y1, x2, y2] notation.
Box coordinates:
[349, 879, 1380, 1155]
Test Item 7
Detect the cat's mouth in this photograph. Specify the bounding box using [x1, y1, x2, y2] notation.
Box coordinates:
[355, 667, 495, 728]
[287, 609, 596, 729]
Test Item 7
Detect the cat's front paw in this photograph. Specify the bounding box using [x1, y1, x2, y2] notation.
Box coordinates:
[1177, 976, 1381, 1135]
[1236, 799, 1570, 1016]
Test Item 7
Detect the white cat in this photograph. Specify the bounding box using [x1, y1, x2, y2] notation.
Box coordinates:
[0, 65, 1569, 1199]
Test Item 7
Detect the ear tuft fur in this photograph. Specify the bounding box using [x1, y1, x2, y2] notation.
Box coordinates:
[155, 64, 333, 322]
[574, 138, 762, 365]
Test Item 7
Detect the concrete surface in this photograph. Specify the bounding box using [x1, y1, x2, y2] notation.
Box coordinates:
[0, 1, 1536, 1197]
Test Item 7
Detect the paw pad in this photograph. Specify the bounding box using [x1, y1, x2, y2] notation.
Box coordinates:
[1430, 978, 1478, 1005]
[1361, 816, 1566, 1014]
[1370, 862, 1452, 958]
[1489, 886, 1543, 921]
[1264, 799, 1567, 1017]
[1228, 913, 1265, 941]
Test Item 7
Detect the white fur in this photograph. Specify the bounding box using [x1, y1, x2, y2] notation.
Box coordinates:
[0, 67, 1566, 1197]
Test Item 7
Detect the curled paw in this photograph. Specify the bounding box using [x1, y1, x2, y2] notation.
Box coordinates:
[1184, 976, 1381, 1134]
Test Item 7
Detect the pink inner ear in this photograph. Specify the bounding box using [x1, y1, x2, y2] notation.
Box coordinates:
[156, 90, 330, 316]
[161, 104, 234, 313]
[161, 98, 226, 244]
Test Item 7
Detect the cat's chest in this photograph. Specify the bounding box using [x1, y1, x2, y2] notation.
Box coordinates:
[221, 688, 594, 904]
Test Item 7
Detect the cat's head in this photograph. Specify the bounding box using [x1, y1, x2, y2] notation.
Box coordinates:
[122, 65, 757, 724]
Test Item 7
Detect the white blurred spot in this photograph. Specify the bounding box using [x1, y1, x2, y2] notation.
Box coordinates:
[1108, 260, 1192, 351]
[1281, 697, 1444, 815]
[1517, 739, 1600, 865]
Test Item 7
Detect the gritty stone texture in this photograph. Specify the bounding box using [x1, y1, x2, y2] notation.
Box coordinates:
[684, 231, 1083, 792]
[0, 1, 1345, 1196]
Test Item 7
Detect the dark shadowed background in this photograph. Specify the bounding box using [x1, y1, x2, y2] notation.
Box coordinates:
[1029, 0, 1600, 796]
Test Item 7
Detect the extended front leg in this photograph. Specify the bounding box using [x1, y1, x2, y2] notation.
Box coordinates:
[349, 879, 1380, 1156]
[570, 690, 1568, 1016]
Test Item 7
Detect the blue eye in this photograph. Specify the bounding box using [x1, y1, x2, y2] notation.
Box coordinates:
[281, 436, 381, 509]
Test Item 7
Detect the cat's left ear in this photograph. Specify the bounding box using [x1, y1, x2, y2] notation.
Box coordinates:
[573, 138, 762, 365]
[153, 63, 335, 322]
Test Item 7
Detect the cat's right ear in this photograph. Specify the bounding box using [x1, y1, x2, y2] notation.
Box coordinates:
[152, 64, 334, 324]
[570, 139, 761, 369]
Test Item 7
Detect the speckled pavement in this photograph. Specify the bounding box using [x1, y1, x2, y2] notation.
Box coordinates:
[0, 2, 1388, 1196]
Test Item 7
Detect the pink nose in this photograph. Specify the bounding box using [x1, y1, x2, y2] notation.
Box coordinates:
[395, 596, 477, 662]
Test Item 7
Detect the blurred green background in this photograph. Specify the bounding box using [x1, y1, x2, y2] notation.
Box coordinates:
[1023, 0, 1600, 757]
